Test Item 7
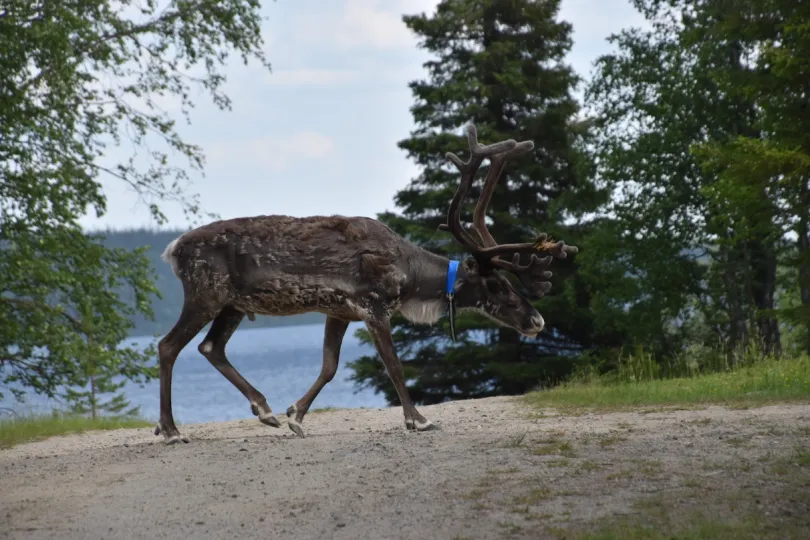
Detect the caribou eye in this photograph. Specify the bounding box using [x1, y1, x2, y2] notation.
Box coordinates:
[485, 279, 503, 296]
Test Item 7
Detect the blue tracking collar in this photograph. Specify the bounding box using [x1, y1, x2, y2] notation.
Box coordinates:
[445, 260, 460, 342]
[445, 260, 460, 296]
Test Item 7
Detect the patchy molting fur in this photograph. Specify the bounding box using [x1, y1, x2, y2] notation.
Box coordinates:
[399, 299, 446, 325]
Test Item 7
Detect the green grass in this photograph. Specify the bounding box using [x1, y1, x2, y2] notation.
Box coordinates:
[0, 413, 151, 449]
[569, 504, 810, 540]
[576, 515, 772, 540]
[525, 355, 810, 411]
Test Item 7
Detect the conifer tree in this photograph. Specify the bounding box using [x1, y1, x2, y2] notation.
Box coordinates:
[349, 0, 608, 404]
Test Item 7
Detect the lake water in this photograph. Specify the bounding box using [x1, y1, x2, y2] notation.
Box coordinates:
[3, 323, 390, 424]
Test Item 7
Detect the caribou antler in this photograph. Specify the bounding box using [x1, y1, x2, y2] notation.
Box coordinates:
[491, 253, 554, 296]
[440, 124, 518, 250]
[440, 123, 579, 296]
[471, 139, 534, 248]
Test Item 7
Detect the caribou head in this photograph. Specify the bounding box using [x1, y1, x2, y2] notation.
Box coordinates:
[437, 124, 577, 339]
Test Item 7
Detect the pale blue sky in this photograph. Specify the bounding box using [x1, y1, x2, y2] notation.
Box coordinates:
[80, 0, 647, 231]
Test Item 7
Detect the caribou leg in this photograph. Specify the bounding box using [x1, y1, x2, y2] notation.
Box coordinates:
[156, 303, 215, 445]
[365, 319, 438, 432]
[198, 305, 281, 428]
[286, 316, 350, 438]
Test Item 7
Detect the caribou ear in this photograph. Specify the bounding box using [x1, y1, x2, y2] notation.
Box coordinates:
[462, 257, 480, 277]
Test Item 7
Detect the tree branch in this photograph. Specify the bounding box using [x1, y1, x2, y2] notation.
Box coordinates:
[0, 297, 83, 332]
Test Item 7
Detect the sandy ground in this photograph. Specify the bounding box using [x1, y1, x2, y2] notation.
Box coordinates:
[1, 396, 809, 539]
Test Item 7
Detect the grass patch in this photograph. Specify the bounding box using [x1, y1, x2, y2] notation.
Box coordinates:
[533, 439, 577, 458]
[598, 434, 627, 447]
[578, 514, 768, 540]
[572, 506, 808, 540]
[524, 355, 810, 411]
[793, 448, 810, 467]
[607, 459, 664, 480]
[577, 460, 603, 472]
[631, 459, 665, 476]
[0, 413, 150, 449]
[606, 468, 634, 481]
[489, 466, 521, 475]
[505, 430, 529, 448]
[463, 467, 517, 501]
[723, 437, 749, 448]
[686, 417, 713, 426]
[681, 476, 705, 489]
[498, 521, 524, 536]
[463, 487, 489, 500]
[770, 446, 810, 475]
[513, 487, 553, 505]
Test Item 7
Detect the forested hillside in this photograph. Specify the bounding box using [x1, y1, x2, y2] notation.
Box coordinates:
[96, 228, 326, 337]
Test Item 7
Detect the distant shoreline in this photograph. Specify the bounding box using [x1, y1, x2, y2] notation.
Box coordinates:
[128, 312, 328, 340]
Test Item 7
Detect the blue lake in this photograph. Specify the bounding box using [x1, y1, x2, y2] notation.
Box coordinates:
[2, 322, 390, 424]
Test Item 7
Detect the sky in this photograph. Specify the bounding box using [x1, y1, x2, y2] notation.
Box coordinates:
[79, 0, 648, 232]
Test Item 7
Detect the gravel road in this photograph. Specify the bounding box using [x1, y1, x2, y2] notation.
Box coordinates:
[2, 396, 809, 539]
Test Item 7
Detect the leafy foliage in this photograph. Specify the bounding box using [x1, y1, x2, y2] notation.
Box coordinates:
[688, 0, 810, 355]
[0, 0, 271, 403]
[583, 0, 810, 363]
[0, 228, 158, 402]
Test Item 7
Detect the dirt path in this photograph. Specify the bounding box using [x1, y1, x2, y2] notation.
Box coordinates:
[2, 397, 809, 539]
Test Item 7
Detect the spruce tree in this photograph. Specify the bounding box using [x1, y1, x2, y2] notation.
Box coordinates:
[348, 0, 607, 404]
[62, 300, 151, 419]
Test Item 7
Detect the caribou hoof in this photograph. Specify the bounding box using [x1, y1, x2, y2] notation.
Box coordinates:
[165, 434, 190, 445]
[405, 419, 440, 432]
[259, 414, 281, 428]
[251, 402, 281, 428]
[286, 404, 305, 438]
[154, 423, 190, 444]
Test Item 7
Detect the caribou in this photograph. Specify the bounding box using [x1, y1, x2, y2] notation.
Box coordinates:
[154, 124, 577, 444]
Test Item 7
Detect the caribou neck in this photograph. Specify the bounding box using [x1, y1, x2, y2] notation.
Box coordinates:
[397, 248, 461, 325]
[408, 248, 460, 300]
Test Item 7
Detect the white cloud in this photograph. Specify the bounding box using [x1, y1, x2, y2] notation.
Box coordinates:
[561, 0, 648, 41]
[289, 0, 439, 51]
[265, 68, 358, 86]
[207, 132, 336, 172]
[336, 0, 420, 49]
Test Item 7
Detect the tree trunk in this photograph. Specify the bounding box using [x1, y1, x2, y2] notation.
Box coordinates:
[727, 37, 780, 357]
[88, 332, 97, 421]
[720, 243, 748, 363]
[798, 200, 810, 355]
[749, 239, 781, 357]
